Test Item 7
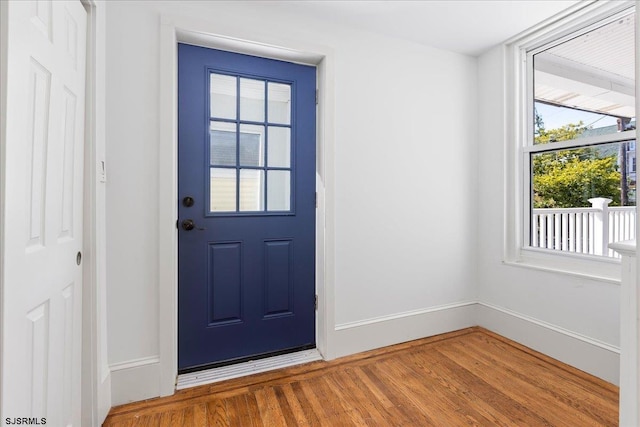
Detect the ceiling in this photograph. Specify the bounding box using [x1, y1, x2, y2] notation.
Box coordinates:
[259, 1, 633, 118]
[259, 0, 581, 56]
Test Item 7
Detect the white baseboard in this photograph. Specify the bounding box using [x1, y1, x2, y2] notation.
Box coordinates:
[98, 373, 112, 423]
[330, 301, 478, 359]
[108, 301, 620, 406]
[110, 356, 161, 406]
[477, 302, 620, 385]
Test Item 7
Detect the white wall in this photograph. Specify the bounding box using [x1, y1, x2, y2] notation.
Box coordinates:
[332, 35, 478, 325]
[476, 46, 621, 384]
[105, 2, 161, 367]
[105, 1, 478, 403]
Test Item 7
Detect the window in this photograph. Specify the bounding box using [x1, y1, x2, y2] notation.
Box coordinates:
[208, 72, 293, 213]
[521, 6, 636, 260]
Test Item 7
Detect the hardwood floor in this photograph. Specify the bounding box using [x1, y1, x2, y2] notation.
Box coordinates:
[103, 327, 618, 426]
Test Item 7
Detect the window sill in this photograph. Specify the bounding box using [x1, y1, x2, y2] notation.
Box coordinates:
[504, 247, 621, 285]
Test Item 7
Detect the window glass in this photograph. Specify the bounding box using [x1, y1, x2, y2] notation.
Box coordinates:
[532, 141, 635, 208]
[209, 72, 292, 214]
[210, 121, 237, 166]
[210, 168, 236, 212]
[240, 78, 265, 122]
[267, 127, 291, 168]
[239, 124, 265, 167]
[533, 14, 635, 145]
[528, 11, 636, 258]
[210, 74, 236, 120]
[267, 170, 291, 211]
[268, 82, 291, 124]
[239, 169, 265, 211]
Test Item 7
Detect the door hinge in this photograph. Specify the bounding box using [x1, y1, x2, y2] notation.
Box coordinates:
[315, 295, 318, 310]
[315, 192, 318, 208]
[315, 89, 318, 105]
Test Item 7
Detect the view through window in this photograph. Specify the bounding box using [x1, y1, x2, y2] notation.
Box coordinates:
[528, 10, 636, 258]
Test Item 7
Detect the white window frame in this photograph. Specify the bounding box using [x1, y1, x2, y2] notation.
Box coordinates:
[505, 0, 636, 282]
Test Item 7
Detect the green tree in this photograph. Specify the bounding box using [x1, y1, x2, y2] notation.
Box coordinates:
[532, 121, 621, 208]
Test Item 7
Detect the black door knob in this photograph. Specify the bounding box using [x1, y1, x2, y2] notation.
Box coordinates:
[181, 219, 205, 231]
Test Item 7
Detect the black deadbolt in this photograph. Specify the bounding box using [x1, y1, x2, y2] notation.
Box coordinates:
[182, 196, 195, 207]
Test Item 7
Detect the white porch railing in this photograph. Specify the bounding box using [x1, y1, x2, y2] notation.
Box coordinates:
[531, 197, 636, 258]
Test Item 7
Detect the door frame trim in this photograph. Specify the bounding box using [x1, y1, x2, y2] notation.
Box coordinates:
[158, 15, 336, 396]
[80, 0, 112, 424]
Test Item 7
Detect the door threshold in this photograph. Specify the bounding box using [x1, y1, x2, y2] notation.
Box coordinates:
[176, 348, 323, 390]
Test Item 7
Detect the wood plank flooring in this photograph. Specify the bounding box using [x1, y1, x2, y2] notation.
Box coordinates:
[103, 327, 618, 426]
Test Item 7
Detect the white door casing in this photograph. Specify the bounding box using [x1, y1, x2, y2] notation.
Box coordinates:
[2, 0, 87, 425]
[158, 21, 333, 397]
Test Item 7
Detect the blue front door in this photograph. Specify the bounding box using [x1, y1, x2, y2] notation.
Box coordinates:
[178, 44, 316, 372]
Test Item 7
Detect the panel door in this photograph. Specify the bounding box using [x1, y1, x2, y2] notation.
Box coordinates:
[2, 1, 87, 425]
[178, 45, 316, 371]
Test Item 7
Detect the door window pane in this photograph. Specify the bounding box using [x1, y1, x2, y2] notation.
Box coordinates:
[210, 74, 236, 119]
[208, 73, 295, 214]
[210, 121, 237, 166]
[210, 168, 236, 212]
[240, 78, 265, 122]
[267, 127, 290, 168]
[239, 124, 264, 167]
[240, 169, 265, 211]
[268, 82, 291, 125]
[267, 170, 290, 211]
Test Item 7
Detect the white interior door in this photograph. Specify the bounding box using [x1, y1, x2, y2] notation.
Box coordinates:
[2, 0, 87, 425]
